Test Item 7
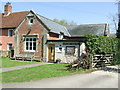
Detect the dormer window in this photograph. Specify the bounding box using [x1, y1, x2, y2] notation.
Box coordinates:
[27, 13, 35, 25]
[29, 18, 34, 24]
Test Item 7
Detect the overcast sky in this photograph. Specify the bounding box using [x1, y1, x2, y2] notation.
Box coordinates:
[2, 2, 118, 33]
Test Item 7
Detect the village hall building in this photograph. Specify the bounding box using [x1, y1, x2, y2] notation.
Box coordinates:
[0, 3, 110, 63]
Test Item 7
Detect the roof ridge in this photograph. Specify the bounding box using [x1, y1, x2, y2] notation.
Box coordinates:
[66, 23, 108, 27]
[79, 23, 107, 25]
[2, 11, 29, 16]
[37, 14, 70, 27]
[10, 11, 29, 14]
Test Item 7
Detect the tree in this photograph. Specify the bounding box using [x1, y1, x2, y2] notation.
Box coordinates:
[117, 22, 120, 38]
[117, 1, 120, 38]
[53, 19, 77, 26]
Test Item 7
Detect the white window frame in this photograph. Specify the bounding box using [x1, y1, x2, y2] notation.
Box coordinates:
[8, 29, 14, 37]
[29, 18, 34, 25]
[24, 37, 37, 52]
[7, 43, 12, 51]
[65, 46, 75, 55]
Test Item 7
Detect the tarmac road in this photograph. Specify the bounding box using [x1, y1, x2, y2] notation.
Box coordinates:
[2, 70, 118, 88]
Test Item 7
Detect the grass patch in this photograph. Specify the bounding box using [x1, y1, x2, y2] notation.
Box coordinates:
[2, 64, 87, 83]
[0, 57, 39, 68]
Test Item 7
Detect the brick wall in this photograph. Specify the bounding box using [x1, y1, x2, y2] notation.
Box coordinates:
[16, 16, 46, 57]
[0, 29, 14, 51]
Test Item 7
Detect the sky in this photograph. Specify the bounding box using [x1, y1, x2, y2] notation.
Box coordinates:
[1, 2, 118, 33]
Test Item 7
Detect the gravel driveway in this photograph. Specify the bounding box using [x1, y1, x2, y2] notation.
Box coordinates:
[2, 70, 118, 88]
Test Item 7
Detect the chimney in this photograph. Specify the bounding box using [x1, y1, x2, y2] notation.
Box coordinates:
[4, 2, 12, 15]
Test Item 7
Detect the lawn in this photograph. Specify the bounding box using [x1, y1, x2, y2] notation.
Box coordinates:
[0, 57, 39, 68]
[2, 64, 87, 83]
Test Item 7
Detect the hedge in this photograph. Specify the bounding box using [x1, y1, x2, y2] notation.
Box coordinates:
[85, 35, 120, 65]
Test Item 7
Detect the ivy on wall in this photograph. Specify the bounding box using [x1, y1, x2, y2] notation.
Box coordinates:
[85, 35, 120, 65]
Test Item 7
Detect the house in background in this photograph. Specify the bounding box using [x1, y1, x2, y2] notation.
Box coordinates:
[1, 3, 110, 63]
[0, 2, 29, 56]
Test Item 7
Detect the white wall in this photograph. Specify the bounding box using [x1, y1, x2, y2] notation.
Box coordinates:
[47, 42, 86, 63]
[55, 42, 79, 63]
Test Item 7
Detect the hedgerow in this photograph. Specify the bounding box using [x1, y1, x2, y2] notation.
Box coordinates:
[85, 35, 120, 65]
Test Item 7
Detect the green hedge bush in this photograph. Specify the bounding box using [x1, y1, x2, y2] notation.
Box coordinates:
[85, 35, 120, 65]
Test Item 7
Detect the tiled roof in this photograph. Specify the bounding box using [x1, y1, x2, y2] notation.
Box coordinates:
[1, 11, 29, 28]
[66, 24, 108, 37]
[37, 14, 70, 37]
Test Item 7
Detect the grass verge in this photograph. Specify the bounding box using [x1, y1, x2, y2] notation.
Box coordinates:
[0, 57, 39, 68]
[1, 64, 94, 83]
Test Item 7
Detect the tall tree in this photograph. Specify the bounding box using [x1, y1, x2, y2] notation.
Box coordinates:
[117, 1, 120, 38]
[117, 22, 120, 38]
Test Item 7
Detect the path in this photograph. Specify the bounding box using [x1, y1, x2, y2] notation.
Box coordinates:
[0, 63, 51, 72]
[3, 70, 118, 88]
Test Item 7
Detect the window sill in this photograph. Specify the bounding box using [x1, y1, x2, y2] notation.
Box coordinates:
[24, 50, 36, 52]
[8, 36, 13, 37]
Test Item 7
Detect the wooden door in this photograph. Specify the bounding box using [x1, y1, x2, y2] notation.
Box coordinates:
[48, 44, 55, 62]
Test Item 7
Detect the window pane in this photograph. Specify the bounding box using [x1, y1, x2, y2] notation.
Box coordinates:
[33, 38, 36, 41]
[8, 44, 12, 50]
[9, 30, 13, 37]
[26, 38, 29, 41]
[30, 46, 32, 50]
[30, 42, 32, 46]
[30, 38, 32, 41]
[33, 42, 36, 50]
[30, 19, 33, 23]
[66, 46, 75, 55]
[26, 42, 28, 50]
[30, 42, 32, 50]
[33, 46, 36, 50]
[33, 42, 36, 47]
[9, 44, 12, 50]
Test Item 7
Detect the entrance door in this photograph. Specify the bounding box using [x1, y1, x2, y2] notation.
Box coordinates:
[48, 44, 55, 62]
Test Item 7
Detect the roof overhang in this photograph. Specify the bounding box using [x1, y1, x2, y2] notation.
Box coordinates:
[47, 39, 85, 42]
[0, 27, 16, 29]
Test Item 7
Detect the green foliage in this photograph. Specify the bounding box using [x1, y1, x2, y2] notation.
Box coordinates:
[85, 35, 120, 65]
[0, 57, 39, 68]
[114, 38, 120, 65]
[53, 18, 77, 26]
[2, 64, 84, 83]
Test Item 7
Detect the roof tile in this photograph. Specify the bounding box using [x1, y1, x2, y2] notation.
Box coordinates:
[2, 11, 29, 28]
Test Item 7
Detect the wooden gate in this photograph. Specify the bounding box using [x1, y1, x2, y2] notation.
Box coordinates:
[92, 54, 113, 68]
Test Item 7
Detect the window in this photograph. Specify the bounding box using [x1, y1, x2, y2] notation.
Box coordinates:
[25, 37, 36, 52]
[55, 45, 62, 53]
[59, 45, 62, 52]
[66, 46, 75, 55]
[7, 43, 12, 51]
[29, 18, 34, 24]
[8, 29, 13, 37]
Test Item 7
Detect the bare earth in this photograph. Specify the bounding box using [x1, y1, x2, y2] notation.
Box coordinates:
[2, 70, 118, 88]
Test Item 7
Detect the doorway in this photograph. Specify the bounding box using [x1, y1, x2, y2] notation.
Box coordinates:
[48, 44, 55, 62]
